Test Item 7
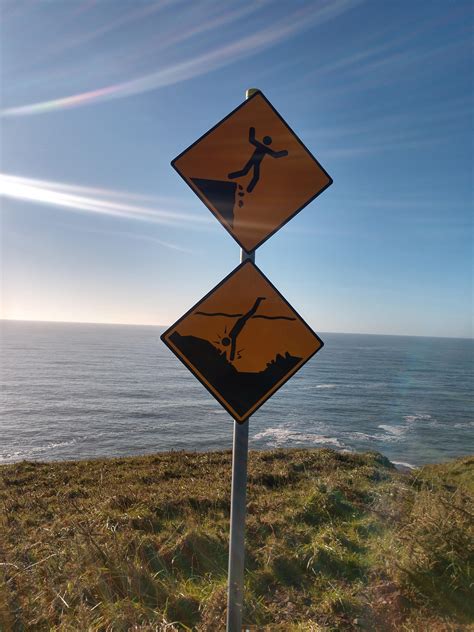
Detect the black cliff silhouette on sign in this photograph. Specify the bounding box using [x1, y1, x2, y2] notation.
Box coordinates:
[169, 298, 301, 417]
[228, 127, 288, 193]
[169, 331, 302, 418]
[191, 178, 238, 228]
[195, 297, 296, 363]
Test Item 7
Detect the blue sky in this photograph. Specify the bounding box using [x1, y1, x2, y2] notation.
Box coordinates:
[1, 0, 472, 337]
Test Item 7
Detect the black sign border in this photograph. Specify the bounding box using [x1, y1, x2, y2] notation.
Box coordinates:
[171, 90, 333, 253]
[160, 260, 324, 423]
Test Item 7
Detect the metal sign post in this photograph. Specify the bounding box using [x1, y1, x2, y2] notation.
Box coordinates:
[226, 239, 254, 632]
[227, 89, 257, 632]
[164, 86, 332, 632]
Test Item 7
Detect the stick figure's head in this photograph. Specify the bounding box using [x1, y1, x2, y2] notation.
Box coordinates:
[221, 337, 231, 347]
[263, 136, 272, 145]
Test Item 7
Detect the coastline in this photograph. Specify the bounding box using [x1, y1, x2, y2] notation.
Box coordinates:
[0, 444, 420, 470]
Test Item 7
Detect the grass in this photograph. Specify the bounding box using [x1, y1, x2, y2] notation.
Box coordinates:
[0, 449, 472, 631]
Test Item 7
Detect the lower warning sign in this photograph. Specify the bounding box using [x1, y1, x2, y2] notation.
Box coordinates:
[161, 261, 323, 422]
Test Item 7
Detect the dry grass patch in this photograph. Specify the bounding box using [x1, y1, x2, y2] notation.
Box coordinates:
[1, 449, 472, 631]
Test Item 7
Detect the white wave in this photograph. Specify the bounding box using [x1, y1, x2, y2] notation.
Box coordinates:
[343, 383, 384, 389]
[344, 430, 401, 443]
[453, 422, 474, 429]
[378, 424, 406, 436]
[391, 461, 416, 470]
[315, 384, 337, 389]
[1, 439, 77, 462]
[344, 431, 373, 441]
[252, 426, 344, 449]
[403, 414, 432, 423]
[253, 428, 290, 441]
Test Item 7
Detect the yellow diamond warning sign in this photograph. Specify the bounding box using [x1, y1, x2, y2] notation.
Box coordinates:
[161, 261, 323, 423]
[171, 91, 332, 253]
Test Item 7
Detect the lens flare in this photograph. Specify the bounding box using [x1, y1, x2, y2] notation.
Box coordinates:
[1, 0, 359, 117]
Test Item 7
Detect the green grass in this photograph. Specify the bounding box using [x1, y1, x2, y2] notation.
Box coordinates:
[0, 449, 472, 631]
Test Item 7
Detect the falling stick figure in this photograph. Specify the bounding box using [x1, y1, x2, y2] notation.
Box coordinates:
[228, 127, 288, 193]
[196, 298, 296, 364]
[220, 296, 265, 361]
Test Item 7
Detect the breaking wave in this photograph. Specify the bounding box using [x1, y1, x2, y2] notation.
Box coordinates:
[391, 460, 416, 470]
[404, 413, 433, 423]
[252, 426, 345, 449]
[453, 422, 473, 429]
[0, 439, 77, 463]
[378, 424, 407, 436]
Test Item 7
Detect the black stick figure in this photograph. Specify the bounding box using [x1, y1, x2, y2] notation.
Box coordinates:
[228, 127, 288, 193]
[221, 297, 265, 361]
[195, 298, 296, 363]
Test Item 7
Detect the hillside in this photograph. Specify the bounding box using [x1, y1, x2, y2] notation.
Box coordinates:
[1, 449, 472, 631]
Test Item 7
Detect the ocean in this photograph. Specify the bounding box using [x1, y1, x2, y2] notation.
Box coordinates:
[1, 320, 472, 467]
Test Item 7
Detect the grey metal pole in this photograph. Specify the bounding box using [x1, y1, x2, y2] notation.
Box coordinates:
[226, 88, 259, 632]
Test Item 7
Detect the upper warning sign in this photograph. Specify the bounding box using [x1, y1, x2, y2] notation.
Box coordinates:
[161, 260, 323, 423]
[171, 91, 333, 253]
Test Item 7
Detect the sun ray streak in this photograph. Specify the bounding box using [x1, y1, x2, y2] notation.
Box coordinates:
[0, 173, 211, 229]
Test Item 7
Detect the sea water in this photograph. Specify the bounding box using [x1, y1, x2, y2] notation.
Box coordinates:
[1, 320, 472, 467]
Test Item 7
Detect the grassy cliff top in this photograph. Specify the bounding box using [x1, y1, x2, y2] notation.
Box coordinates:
[1, 449, 473, 631]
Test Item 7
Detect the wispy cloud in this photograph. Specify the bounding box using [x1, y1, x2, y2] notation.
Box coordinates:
[0, 172, 330, 237]
[6, 2, 269, 94]
[1, 0, 360, 117]
[322, 135, 448, 158]
[304, 93, 473, 158]
[317, 5, 469, 78]
[36, 0, 174, 64]
[57, 223, 198, 255]
[117, 1, 271, 70]
[0, 173, 210, 229]
[291, 5, 471, 104]
[308, 96, 473, 140]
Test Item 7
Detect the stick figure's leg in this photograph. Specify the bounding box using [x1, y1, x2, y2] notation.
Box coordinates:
[229, 336, 237, 362]
[247, 162, 260, 193]
[228, 159, 253, 179]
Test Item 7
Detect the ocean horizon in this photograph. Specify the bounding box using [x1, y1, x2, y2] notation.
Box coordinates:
[1, 319, 473, 468]
[3, 318, 472, 340]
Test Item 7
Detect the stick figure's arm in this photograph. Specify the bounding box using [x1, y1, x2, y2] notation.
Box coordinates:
[248, 127, 257, 146]
[268, 148, 288, 158]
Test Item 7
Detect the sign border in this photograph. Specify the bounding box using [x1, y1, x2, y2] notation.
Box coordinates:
[160, 260, 324, 423]
[171, 90, 333, 253]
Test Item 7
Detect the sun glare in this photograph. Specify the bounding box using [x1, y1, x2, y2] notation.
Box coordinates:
[0, 173, 209, 228]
